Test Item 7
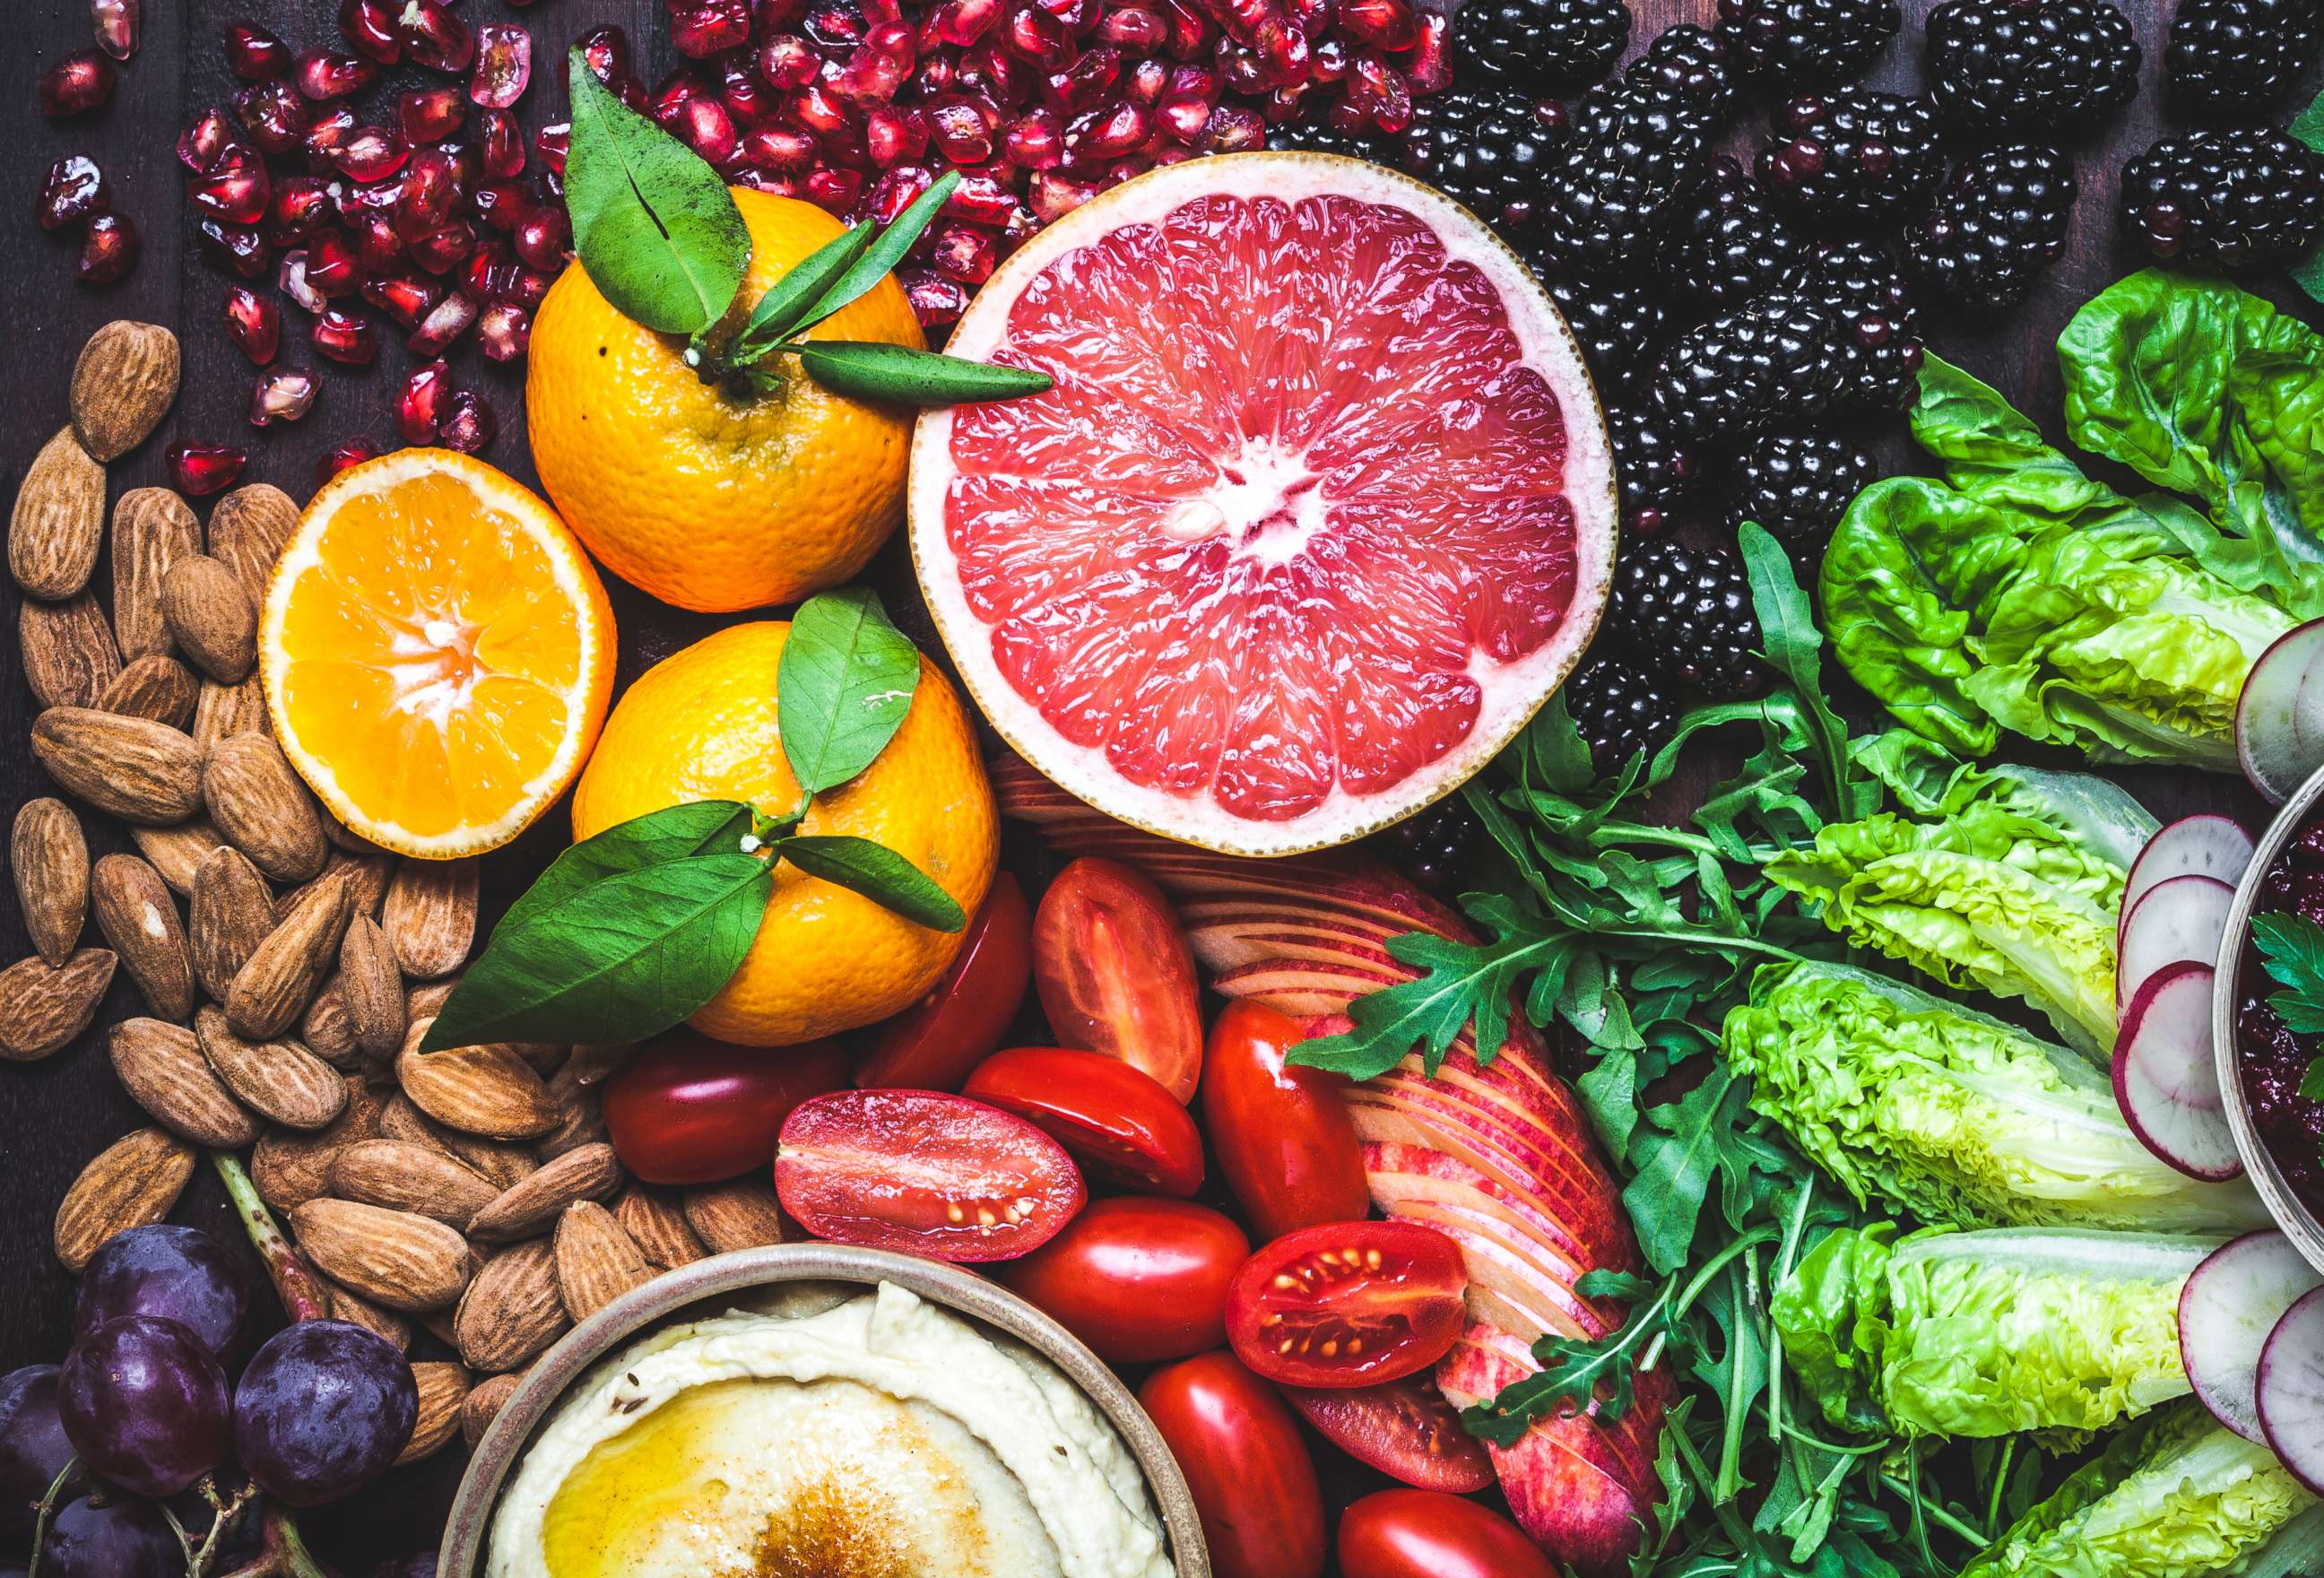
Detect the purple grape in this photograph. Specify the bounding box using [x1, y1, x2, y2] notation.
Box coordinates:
[74, 1225, 250, 1362]
[58, 1316, 231, 1498]
[0, 1366, 88, 1543]
[36, 1495, 179, 1578]
[233, 1321, 416, 1506]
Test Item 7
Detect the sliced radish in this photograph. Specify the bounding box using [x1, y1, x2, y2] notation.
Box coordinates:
[2237, 619, 2324, 804]
[2113, 961, 2242, 1182]
[2181, 1231, 2324, 1444]
[2259, 1284, 2324, 1495]
[2120, 817, 2256, 952]
[2118, 873, 2238, 1012]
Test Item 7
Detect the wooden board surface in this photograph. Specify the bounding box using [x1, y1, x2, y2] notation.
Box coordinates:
[0, 0, 2308, 1565]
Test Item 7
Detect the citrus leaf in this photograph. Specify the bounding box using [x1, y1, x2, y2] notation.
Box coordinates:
[779, 836, 966, 931]
[793, 342, 1054, 405]
[494, 800, 759, 941]
[796, 170, 963, 330]
[563, 51, 749, 336]
[776, 587, 922, 795]
[732, 222, 877, 361]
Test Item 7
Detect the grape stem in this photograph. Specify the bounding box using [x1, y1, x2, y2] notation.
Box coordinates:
[175, 1478, 259, 1577]
[22, 1454, 77, 1578]
[210, 1151, 332, 1325]
[215, 1506, 334, 1578]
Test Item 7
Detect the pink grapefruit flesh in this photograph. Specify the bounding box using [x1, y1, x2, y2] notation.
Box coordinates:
[912, 152, 1614, 856]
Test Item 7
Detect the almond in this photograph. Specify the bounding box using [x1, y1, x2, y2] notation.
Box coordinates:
[70, 321, 179, 462]
[99, 654, 198, 730]
[10, 425, 105, 600]
[91, 854, 194, 1019]
[109, 1017, 258, 1146]
[325, 1279, 412, 1353]
[320, 852, 395, 920]
[204, 733, 326, 884]
[396, 1025, 560, 1140]
[205, 485, 298, 603]
[32, 708, 203, 825]
[290, 1199, 472, 1313]
[53, 1127, 196, 1272]
[338, 915, 405, 1061]
[111, 487, 200, 661]
[0, 949, 115, 1062]
[396, 1361, 470, 1466]
[535, 1062, 608, 1161]
[377, 1097, 541, 1192]
[13, 798, 87, 967]
[226, 875, 352, 1040]
[160, 555, 256, 685]
[463, 1371, 524, 1448]
[132, 819, 225, 897]
[300, 976, 361, 1071]
[252, 1076, 385, 1213]
[567, 1043, 639, 1087]
[454, 1238, 568, 1374]
[192, 675, 268, 752]
[407, 978, 458, 1022]
[195, 1006, 347, 1131]
[328, 1139, 499, 1227]
[683, 1177, 789, 1255]
[616, 1186, 708, 1272]
[382, 859, 478, 980]
[554, 1201, 655, 1324]
[21, 591, 122, 711]
[467, 1143, 622, 1242]
[188, 845, 276, 1002]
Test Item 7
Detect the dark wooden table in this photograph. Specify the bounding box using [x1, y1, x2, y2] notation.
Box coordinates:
[0, 0, 2307, 1568]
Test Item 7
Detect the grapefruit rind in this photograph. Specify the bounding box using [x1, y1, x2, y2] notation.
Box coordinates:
[909, 152, 1615, 859]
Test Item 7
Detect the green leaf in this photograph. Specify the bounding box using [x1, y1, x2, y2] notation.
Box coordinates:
[776, 586, 922, 795]
[563, 51, 749, 336]
[1290, 924, 1567, 1080]
[793, 342, 1054, 406]
[2253, 911, 2324, 1034]
[419, 855, 772, 1050]
[494, 800, 759, 942]
[1739, 522, 1870, 819]
[731, 223, 876, 361]
[796, 170, 963, 330]
[779, 836, 966, 932]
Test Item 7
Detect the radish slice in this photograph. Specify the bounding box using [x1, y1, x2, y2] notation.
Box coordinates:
[2237, 619, 2324, 804]
[2118, 873, 2238, 1013]
[2113, 961, 2242, 1182]
[2259, 1284, 2324, 1495]
[2120, 817, 2256, 952]
[2181, 1231, 2323, 1444]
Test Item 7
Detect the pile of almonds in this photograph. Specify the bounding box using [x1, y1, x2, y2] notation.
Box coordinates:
[12, 321, 785, 1466]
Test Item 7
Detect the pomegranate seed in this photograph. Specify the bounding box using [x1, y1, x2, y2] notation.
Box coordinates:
[39, 51, 115, 117]
[1201, 102, 1264, 150]
[222, 285, 282, 365]
[465, 25, 532, 111]
[338, 0, 403, 64]
[36, 156, 107, 230]
[77, 212, 138, 284]
[944, 169, 1023, 225]
[1001, 108, 1064, 168]
[865, 107, 932, 167]
[926, 96, 997, 163]
[834, 22, 918, 105]
[92, 0, 139, 61]
[1334, 0, 1412, 48]
[312, 307, 380, 364]
[297, 50, 376, 102]
[672, 0, 752, 57]
[1126, 56, 1172, 104]
[1099, 4, 1167, 48]
[1404, 11, 1449, 92]
[362, 270, 439, 328]
[303, 106, 360, 170]
[397, 2, 475, 74]
[224, 22, 289, 80]
[394, 148, 459, 241]
[512, 207, 568, 271]
[198, 218, 273, 278]
[805, 167, 867, 214]
[534, 124, 569, 175]
[470, 109, 525, 180]
[934, 0, 1002, 44]
[398, 360, 453, 444]
[233, 81, 310, 154]
[178, 108, 236, 174]
[1045, 47, 1123, 114]
[577, 25, 631, 86]
[409, 290, 479, 358]
[863, 167, 933, 224]
[279, 250, 326, 313]
[676, 98, 741, 167]
[407, 220, 476, 275]
[463, 239, 517, 300]
[249, 368, 318, 427]
[1003, 7, 1074, 66]
[742, 125, 819, 172]
[929, 221, 997, 283]
[805, 1, 869, 50]
[397, 85, 465, 145]
[476, 301, 531, 361]
[720, 61, 776, 126]
[334, 126, 410, 184]
[348, 210, 398, 275]
[168, 444, 247, 499]
[758, 36, 820, 88]
[508, 268, 554, 309]
[318, 438, 384, 485]
[900, 267, 970, 325]
[439, 390, 497, 455]
[304, 231, 363, 297]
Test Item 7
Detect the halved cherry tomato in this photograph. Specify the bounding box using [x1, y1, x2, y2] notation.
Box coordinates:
[1337, 1489, 1560, 1578]
[856, 873, 1032, 1091]
[602, 1034, 850, 1185]
[1226, 1221, 1468, 1387]
[963, 1047, 1205, 1197]
[1031, 858, 1202, 1102]
[1279, 1380, 1496, 1494]
[1140, 1352, 1325, 1578]
[774, 1089, 1085, 1262]
[1200, 1001, 1369, 1240]
[998, 1198, 1247, 1363]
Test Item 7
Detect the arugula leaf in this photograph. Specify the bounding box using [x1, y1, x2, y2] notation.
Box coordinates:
[1739, 521, 1872, 819]
[779, 836, 967, 932]
[2253, 911, 2324, 1035]
[776, 587, 923, 796]
[1289, 923, 1569, 1080]
[793, 342, 1055, 405]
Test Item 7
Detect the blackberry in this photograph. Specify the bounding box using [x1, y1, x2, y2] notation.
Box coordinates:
[1651, 293, 1851, 443]
[1608, 403, 1704, 535]
[1378, 799, 1493, 891]
[1802, 240, 1922, 412]
[1456, 0, 1634, 93]
[1564, 655, 1678, 774]
[1538, 272, 1671, 394]
[1267, 116, 1392, 160]
[1715, 0, 1901, 91]
[1400, 86, 1571, 235]
[1909, 143, 2077, 309]
[1609, 541, 1767, 698]
[1657, 159, 1810, 309]
[2120, 129, 2324, 271]
[2167, 0, 2324, 120]
[1924, 0, 2141, 136]
[1530, 84, 1711, 274]
[1760, 91, 1947, 230]
[1624, 23, 1741, 131]
[1732, 429, 1876, 543]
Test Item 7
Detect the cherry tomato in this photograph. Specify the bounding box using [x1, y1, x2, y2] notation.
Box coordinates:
[857, 873, 1032, 1091]
[963, 1047, 1205, 1197]
[999, 1198, 1247, 1363]
[1140, 1352, 1325, 1578]
[1031, 858, 1202, 1102]
[1200, 1001, 1369, 1240]
[1337, 1489, 1560, 1578]
[602, 1034, 850, 1185]
[1225, 1221, 1468, 1388]
[775, 1089, 1085, 1262]
[1279, 1380, 1495, 1494]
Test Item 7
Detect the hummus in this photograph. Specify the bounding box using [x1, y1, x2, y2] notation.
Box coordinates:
[484, 1280, 1177, 1578]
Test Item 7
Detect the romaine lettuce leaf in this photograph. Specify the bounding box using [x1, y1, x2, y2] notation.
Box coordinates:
[1769, 1222, 1895, 1435]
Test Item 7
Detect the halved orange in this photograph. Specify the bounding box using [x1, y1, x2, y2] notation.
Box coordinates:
[258, 449, 618, 859]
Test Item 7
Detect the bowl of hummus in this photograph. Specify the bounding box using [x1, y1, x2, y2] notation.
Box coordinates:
[440, 1243, 1206, 1578]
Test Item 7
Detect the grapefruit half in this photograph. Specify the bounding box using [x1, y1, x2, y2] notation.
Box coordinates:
[910, 152, 1614, 856]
